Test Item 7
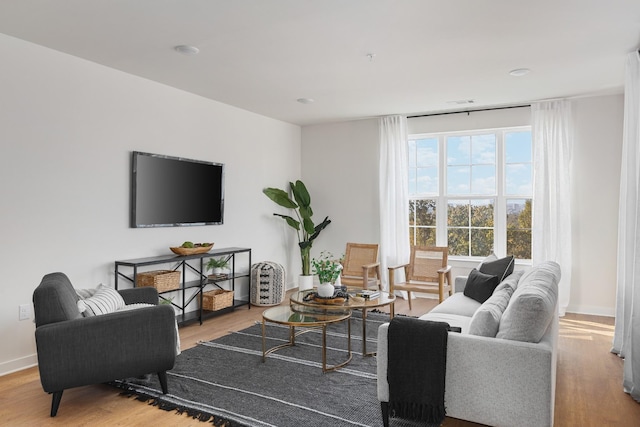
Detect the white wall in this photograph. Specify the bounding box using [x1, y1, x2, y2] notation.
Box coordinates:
[301, 95, 624, 317]
[301, 119, 380, 258]
[0, 34, 302, 375]
[570, 94, 623, 315]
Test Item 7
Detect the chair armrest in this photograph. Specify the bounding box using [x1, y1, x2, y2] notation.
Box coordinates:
[387, 263, 409, 271]
[362, 262, 380, 269]
[437, 265, 452, 274]
[35, 305, 176, 392]
[118, 287, 159, 305]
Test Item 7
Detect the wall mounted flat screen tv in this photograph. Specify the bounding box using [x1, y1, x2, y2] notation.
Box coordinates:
[131, 151, 224, 228]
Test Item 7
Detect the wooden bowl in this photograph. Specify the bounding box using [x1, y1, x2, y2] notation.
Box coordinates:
[170, 244, 214, 255]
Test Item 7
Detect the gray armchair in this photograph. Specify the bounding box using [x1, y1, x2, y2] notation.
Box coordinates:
[33, 272, 177, 417]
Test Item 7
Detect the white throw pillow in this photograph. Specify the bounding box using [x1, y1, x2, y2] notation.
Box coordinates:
[77, 284, 125, 317]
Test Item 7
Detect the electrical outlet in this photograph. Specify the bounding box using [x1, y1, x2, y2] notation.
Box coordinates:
[19, 304, 30, 321]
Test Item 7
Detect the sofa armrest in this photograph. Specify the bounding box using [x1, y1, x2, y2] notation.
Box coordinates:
[35, 304, 176, 393]
[118, 287, 159, 305]
[378, 320, 556, 427]
[454, 276, 468, 293]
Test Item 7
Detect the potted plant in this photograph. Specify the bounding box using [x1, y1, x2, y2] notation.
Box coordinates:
[263, 180, 331, 290]
[311, 251, 343, 297]
[206, 257, 229, 275]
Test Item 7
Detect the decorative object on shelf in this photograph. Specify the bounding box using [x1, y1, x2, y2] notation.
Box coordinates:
[263, 180, 331, 287]
[311, 251, 343, 297]
[136, 270, 181, 292]
[170, 241, 214, 255]
[206, 257, 230, 275]
[202, 289, 234, 311]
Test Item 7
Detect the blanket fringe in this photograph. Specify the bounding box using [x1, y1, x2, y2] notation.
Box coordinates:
[388, 401, 446, 425]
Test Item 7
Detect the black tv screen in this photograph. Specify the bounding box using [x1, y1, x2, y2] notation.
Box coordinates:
[131, 151, 224, 227]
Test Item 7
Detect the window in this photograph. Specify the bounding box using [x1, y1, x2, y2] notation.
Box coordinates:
[408, 127, 532, 260]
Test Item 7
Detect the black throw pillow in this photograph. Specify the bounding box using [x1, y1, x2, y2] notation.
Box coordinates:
[479, 255, 515, 282]
[464, 269, 501, 304]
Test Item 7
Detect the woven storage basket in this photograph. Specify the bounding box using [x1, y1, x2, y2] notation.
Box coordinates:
[202, 289, 234, 311]
[136, 270, 180, 292]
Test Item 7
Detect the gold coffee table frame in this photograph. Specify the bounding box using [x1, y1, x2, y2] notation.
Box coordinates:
[261, 304, 352, 373]
[290, 289, 396, 357]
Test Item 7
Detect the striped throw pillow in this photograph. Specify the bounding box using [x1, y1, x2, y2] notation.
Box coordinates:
[77, 284, 125, 316]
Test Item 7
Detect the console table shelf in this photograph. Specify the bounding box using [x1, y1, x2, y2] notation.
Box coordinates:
[115, 247, 251, 326]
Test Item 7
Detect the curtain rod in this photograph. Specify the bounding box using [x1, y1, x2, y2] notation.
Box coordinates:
[407, 104, 531, 119]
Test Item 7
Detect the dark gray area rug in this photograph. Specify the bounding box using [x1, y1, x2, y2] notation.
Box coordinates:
[112, 310, 394, 427]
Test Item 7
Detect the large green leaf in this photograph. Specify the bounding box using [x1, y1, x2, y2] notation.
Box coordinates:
[291, 180, 311, 209]
[263, 187, 297, 209]
[273, 213, 300, 230]
[302, 216, 315, 236]
[309, 216, 331, 242]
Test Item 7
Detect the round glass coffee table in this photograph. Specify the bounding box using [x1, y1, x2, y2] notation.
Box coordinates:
[261, 304, 352, 373]
[290, 289, 395, 356]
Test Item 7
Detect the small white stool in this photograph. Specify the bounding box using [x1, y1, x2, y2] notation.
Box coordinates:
[250, 262, 286, 306]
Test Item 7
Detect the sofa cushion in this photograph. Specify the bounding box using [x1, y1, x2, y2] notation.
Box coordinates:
[468, 283, 514, 337]
[77, 284, 126, 317]
[429, 292, 482, 317]
[479, 255, 515, 282]
[463, 269, 500, 303]
[418, 312, 472, 333]
[496, 261, 561, 343]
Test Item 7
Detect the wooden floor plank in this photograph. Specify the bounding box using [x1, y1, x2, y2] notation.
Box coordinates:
[1, 294, 638, 426]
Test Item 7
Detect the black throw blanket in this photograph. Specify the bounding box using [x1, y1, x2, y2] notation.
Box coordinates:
[387, 317, 449, 425]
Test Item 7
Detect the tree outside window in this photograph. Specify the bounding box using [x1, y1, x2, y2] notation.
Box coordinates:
[408, 127, 532, 260]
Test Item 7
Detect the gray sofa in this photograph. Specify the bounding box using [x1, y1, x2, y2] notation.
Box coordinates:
[33, 272, 177, 416]
[377, 261, 561, 427]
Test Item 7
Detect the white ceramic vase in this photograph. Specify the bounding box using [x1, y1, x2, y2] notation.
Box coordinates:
[317, 282, 335, 297]
[298, 274, 314, 291]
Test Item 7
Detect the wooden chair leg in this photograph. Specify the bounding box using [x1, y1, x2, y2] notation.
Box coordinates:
[390, 301, 395, 318]
[158, 371, 168, 394]
[380, 401, 390, 427]
[50, 390, 63, 417]
[407, 291, 412, 310]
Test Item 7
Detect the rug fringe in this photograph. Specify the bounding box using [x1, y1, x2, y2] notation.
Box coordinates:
[111, 381, 243, 426]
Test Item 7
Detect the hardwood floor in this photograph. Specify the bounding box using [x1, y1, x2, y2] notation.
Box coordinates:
[1, 295, 638, 426]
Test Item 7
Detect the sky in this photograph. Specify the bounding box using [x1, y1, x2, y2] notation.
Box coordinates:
[408, 130, 532, 198]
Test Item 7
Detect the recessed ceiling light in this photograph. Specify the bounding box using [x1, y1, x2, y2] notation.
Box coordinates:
[509, 68, 531, 77]
[297, 98, 315, 104]
[174, 45, 200, 55]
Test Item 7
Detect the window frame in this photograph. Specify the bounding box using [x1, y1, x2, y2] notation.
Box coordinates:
[408, 125, 532, 261]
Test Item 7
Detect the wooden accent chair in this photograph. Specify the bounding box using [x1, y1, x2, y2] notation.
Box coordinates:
[340, 242, 382, 290]
[388, 246, 452, 317]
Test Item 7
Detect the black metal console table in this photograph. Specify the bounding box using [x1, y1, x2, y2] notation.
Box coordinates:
[115, 247, 251, 326]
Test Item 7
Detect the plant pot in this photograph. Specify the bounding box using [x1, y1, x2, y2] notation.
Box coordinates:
[298, 274, 314, 291]
[317, 282, 335, 298]
[212, 267, 222, 275]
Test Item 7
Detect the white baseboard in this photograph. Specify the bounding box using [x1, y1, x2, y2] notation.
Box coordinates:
[0, 353, 37, 377]
[565, 304, 615, 317]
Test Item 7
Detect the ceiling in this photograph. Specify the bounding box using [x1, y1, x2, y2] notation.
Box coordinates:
[0, 1, 639, 126]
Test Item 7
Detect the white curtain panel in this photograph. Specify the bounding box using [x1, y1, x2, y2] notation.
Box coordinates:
[531, 100, 573, 317]
[378, 115, 410, 291]
[612, 50, 640, 402]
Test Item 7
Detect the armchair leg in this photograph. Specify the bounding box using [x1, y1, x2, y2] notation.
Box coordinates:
[407, 291, 412, 310]
[158, 371, 168, 394]
[50, 390, 63, 417]
[380, 401, 390, 427]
